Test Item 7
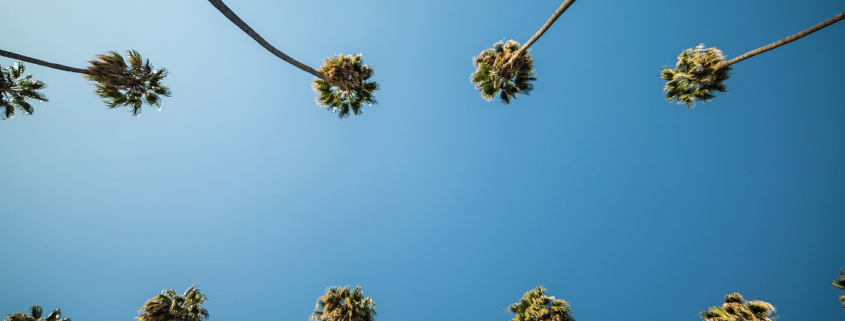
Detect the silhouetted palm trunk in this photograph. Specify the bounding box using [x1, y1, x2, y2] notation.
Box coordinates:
[716, 12, 845, 70]
[207, 0, 326, 80]
[0, 50, 92, 75]
[506, 0, 578, 67]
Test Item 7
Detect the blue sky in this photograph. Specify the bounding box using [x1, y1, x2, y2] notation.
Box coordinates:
[2, 0, 844, 320]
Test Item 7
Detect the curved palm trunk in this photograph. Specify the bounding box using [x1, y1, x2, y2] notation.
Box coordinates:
[716, 11, 845, 69]
[0, 50, 92, 75]
[207, 0, 326, 80]
[506, 0, 578, 66]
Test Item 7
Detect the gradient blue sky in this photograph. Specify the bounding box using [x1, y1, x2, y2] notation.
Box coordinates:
[2, 0, 844, 320]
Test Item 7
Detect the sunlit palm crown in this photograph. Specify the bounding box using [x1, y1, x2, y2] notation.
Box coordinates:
[509, 287, 575, 321]
[4, 306, 69, 321]
[832, 268, 845, 310]
[312, 54, 379, 119]
[471, 40, 537, 105]
[311, 285, 376, 321]
[84, 50, 170, 116]
[1, 62, 47, 120]
[661, 44, 731, 108]
[137, 285, 209, 321]
[699, 292, 777, 321]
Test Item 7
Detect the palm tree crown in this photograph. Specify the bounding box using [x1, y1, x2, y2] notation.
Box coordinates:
[471, 40, 537, 104]
[661, 44, 731, 108]
[1, 62, 48, 120]
[137, 285, 209, 321]
[832, 268, 845, 310]
[311, 285, 376, 321]
[508, 286, 575, 321]
[4, 305, 70, 321]
[312, 54, 379, 119]
[84, 50, 170, 116]
[699, 292, 777, 321]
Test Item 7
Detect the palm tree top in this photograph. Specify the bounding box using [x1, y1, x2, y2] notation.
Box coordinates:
[699, 292, 777, 321]
[1, 62, 48, 120]
[4, 305, 70, 321]
[312, 54, 379, 119]
[832, 268, 845, 310]
[137, 285, 209, 321]
[84, 50, 170, 116]
[509, 286, 575, 321]
[311, 285, 376, 321]
[661, 44, 731, 107]
[471, 40, 537, 104]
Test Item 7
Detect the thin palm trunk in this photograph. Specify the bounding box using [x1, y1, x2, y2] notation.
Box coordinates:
[506, 0, 577, 67]
[0, 50, 92, 75]
[716, 11, 845, 70]
[207, 0, 326, 80]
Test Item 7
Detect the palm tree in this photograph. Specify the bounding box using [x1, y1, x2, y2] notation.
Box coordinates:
[661, 12, 845, 107]
[508, 286, 575, 321]
[1, 62, 48, 120]
[137, 285, 209, 321]
[471, 0, 577, 104]
[0, 49, 170, 116]
[699, 292, 777, 321]
[832, 268, 845, 310]
[207, 0, 379, 119]
[4, 305, 70, 321]
[311, 285, 376, 321]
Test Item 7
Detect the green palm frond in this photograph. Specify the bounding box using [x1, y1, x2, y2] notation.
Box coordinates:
[84, 50, 170, 116]
[508, 286, 575, 321]
[832, 268, 845, 310]
[0, 62, 48, 120]
[470, 40, 537, 104]
[699, 292, 776, 321]
[138, 286, 208, 321]
[311, 285, 376, 321]
[312, 54, 379, 119]
[661, 44, 731, 107]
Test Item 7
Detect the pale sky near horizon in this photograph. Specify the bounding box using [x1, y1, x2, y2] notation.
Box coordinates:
[2, 1, 844, 320]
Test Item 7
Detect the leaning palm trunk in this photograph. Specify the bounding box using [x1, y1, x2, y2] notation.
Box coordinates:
[206, 0, 325, 80]
[662, 11, 844, 107]
[714, 11, 845, 70]
[207, 0, 380, 119]
[0, 50, 92, 75]
[505, 0, 577, 69]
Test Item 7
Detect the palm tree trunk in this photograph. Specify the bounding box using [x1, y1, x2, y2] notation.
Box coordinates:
[207, 0, 326, 80]
[506, 0, 578, 66]
[716, 11, 845, 69]
[0, 50, 92, 75]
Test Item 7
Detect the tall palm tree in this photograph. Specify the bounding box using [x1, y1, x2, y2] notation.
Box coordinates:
[0, 49, 170, 116]
[137, 285, 209, 321]
[699, 292, 777, 321]
[471, 0, 577, 104]
[1, 62, 48, 120]
[4, 305, 70, 321]
[508, 286, 575, 321]
[832, 268, 845, 310]
[207, 0, 379, 119]
[311, 285, 376, 321]
[661, 12, 845, 107]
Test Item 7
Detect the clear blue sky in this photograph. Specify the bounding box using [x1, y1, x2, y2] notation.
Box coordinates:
[2, 0, 844, 320]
